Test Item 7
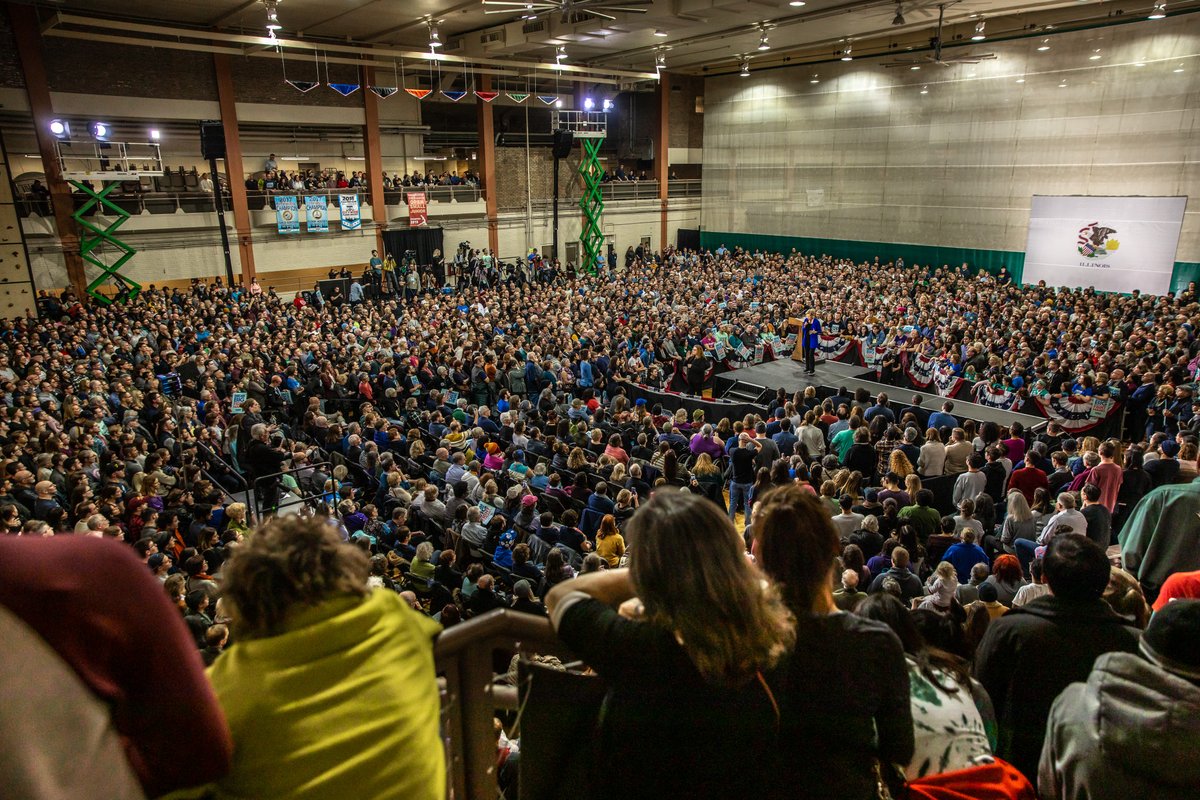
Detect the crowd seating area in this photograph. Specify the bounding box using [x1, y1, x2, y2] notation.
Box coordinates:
[5, 247, 1200, 800]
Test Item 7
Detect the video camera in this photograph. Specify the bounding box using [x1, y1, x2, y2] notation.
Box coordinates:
[157, 372, 183, 398]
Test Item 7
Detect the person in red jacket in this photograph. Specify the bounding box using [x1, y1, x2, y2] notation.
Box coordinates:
[0, 535, 232, 797]
[1007, 460, 1049, 505]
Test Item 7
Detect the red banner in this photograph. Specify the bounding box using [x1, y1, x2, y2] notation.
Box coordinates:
[407, 192, 427, 227]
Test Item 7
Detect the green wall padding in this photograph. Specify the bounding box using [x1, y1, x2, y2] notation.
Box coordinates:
[699, 231, 1200, 293]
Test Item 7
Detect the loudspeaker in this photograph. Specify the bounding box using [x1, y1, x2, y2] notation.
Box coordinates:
[200, 120, 226, 160]
[552, 129, 574, 159]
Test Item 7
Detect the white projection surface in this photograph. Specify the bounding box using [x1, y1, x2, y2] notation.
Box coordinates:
[1022, 196, 1187, 294]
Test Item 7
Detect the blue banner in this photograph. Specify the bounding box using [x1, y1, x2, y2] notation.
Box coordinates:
[305, 195, 328, 232]
[339, 194, 361, 231]
[275, 195, 299, 234]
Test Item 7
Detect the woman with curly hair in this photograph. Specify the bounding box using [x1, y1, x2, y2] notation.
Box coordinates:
[209, 516, 443, 799]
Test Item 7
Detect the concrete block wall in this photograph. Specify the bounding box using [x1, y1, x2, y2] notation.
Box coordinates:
[701, 16, 1200, 264]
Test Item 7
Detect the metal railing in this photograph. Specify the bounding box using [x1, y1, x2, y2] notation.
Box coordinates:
[15, 179, 698, 219]
[434, 608, 574, 800]
[251, 461, 332, 518]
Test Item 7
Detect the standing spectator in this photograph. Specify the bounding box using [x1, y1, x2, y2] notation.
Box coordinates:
[942, 528, 991, 583]
[1120, 448, 1200, 600]
[1080, 483, 1112, 550]
[546, 491, 795, 800]
[952, 453, 988, 505]
[753, 485, 913, 799]
[728, 433, 761, 536]
[207, 516, 444, 799]
[1039, 600, 1200, 800]
[974, 534, 1140, 781]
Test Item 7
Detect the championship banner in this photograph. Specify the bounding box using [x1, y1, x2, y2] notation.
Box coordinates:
[305, 196, 328, 232]
[407, 192, 428, 227]
[1022, 195, 1186, 295]
[339, 194, 361, 230]
[275, 195, 299, 234]
[904, 352, 938, 389]
[1033, 395, 1122, 433]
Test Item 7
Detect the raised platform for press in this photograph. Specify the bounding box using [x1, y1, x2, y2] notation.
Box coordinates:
[717, 358, 1044, 429]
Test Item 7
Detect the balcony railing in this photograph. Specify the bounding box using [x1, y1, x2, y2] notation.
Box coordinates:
[15, 179, 699, 219]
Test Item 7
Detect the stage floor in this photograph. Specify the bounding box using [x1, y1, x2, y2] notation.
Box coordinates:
[724, 358, 1043, 427]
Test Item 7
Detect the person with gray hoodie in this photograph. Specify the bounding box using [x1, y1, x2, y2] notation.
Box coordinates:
[1038, 599, 1200, 800]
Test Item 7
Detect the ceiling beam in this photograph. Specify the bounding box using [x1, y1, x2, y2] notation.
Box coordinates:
[208, 0, 262, 29]
[363, 0, 481, 43]
[44, 12, 661, 81]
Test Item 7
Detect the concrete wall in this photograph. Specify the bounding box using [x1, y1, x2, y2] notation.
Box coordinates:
[701, 17, 1200, 265]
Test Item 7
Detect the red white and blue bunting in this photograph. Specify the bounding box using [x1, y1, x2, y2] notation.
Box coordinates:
[1033, 395, 1119, 433]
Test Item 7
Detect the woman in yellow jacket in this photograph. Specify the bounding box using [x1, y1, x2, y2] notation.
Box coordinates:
[201, 516, 444, 800]
[595, 514, 626, 568]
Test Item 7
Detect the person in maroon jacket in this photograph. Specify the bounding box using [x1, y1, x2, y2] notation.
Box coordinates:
[0, 535, 232, 797]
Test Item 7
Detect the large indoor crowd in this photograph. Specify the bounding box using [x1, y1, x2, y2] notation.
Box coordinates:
[5, 244, 1200, 800]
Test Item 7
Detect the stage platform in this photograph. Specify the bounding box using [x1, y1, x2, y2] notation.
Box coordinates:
[718, 358, 1044, 428]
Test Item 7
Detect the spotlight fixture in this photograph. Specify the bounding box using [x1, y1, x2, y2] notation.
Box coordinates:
[583, 97, 595, 110]
[602, 98, 613, 111]
[972, 20, 986, 40]
[49, 119, 70, 139]
[1037, 39, 1050, 51]
[840, 46, 853, 61]
[740, 60, 751, 77]
[892, 2, 905, 26]
[757, 32, 770, 51]
[1090, 49, 1102, 60]
[90, 121, 110, 141]
[910, 65, 921, 71]
[919, 85, 928, 94]
[653, 29, 668, 37]
[428, 23, 443, 48]
[556, 45, 567, 62]
[789, 1, 806, 5]
[149, 129, 161, 141]
[810, 74, 819, 84]
[1149, 2, 1166, 18]
[1015, 77, 1026, 83]
[554, 98, 563, 108]
[263, 0, 281, 32]
[655, 52, 666, 69]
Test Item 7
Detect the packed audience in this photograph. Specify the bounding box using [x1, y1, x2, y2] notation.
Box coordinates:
[5, 244, 1200, 800]
[248, 156, 480, 194]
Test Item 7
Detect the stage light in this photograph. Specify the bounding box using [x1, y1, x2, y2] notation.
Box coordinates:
[972, 20, 986, 40]
[554, 98, 563, 108]
[653, 29, 668, 37]
[919, 85, 928, 94]
[840, 46, 853, 61]
[602, 98, 613, 111]
[740, 60, 751, 77]
[1149, 2, 1166, 19]
[655, 52, 666, 69]
[1037, 39, 1050, 51]
[90, 121, 110, 140]
[892, 2, 905, 26]
[757, 32, 770, 51]
[264, 0, 281, 31]
[49, 119, 70, 139]
[429, 24, 443, 48]
[789, 1, 806, 6]
[583, 97, 595, 110]
[149, 129, 161, 141]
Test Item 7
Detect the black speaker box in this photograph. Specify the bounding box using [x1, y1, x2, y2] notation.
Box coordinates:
[552, 129, 574, 159]
[200, 120, 226, 160]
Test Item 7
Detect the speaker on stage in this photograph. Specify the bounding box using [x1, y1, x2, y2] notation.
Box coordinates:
[552, 129, 574, 159]
[200, 121, 226, 160]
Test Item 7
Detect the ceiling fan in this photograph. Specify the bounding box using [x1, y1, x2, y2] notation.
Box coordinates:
[481, 0, 653, 23]
[881, 3, 996, 67]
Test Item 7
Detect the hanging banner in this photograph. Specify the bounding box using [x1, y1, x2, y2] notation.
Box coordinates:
[305, 196, 328, 232]
[275, 195, 299, 234]
[407, 192, 428, 227]
[974, 383, 1019, 410]
[933, 370, 965, 398]
[339, 194, 361, 231]
[405, 88, 431, 100]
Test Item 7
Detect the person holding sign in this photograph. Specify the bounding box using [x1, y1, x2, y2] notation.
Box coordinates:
[802, 309, 822, 375]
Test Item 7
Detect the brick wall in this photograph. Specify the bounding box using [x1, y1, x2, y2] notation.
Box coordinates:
[231, 54, 365, 108]
[42, 38, 217, 100]
[668, 75, 703, 150]
[0, 8, 24, 89]
[494, 147, 581, 210]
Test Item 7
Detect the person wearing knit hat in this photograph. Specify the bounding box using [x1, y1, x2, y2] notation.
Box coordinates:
[1039, 599, 1200, 799]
